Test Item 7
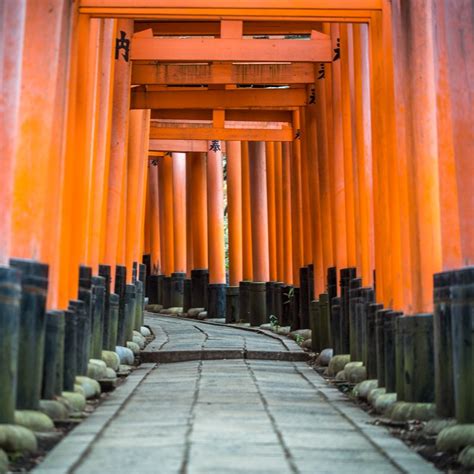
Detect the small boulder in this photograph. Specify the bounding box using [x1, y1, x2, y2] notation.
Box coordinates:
[374, 393, 397, 414]
[260, 323, 273, 330]
[0, 449, 7, 474]
[140, 326, 152, 337]
[126, 341, 140, 355]
[276, 326, 291, 336]
[115, 346, 134, 365]
[76, 375, 101, 399]
[345, 364, 367, 384]
[61, 391, 86, 412]
[167, 307, 183, 315]
[39, 400, 69, 421]
[367, 387, 386, 405]
[335, 370, 347, 381]
[104, 367, 117, 380]
[133, 334, 145, 349]
[289, 329, 311, 341]
[327, 354, 351, 376]
[197, 311, 208, 320]
[101, 350, 120, 371]
[437, 424, 474, 452]
[188, 308, 205, 318]
[316, 348, 333, 366]
[74, 384, 86, 397]
[302, 339, 313, 350]
[423, 418, 457, 436]
[353, 379, 378, 399]
[0, 425, 37, 453]
[388, 402, 436, 422]
[145, 304, 163, 313]
[459, 446, 474, 469]
[14, 410, 54, 433]
[87, 359, 108, 380]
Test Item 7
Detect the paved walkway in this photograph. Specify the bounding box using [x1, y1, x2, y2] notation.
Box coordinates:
[35, 314, 438, 474]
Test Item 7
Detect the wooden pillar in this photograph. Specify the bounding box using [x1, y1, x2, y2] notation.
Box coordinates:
[207, 142, 226, 284]
[352, 24, 374, 287]
[103, 20, 133, 279]
[241, 142, 253, 281]
[290, 112, 303, 286]
[282, 143, 294, 285]
[329, 23, 348, 273]
[0, 0, 27, 265]
[274, 142, 285, 283]
[172, 153, 187, 274]
[314, 60, 336, 282]
[265, 142, 277, 282]
[158, 154, 174, 277]
[148, 162, 161, 274]
[125, 110, 150, 282]
[185, 155, 194, 277]
[299, 110, 313, 267]
[190, 152, 208, 270]
[340, 23, 357, 269]
[87, 19, 116, 275]
[227, 141, 243, 286]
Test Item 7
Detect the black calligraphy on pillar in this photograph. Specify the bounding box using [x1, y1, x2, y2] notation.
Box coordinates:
[209, 140, 221, 152]
[115, 31, 130, 62]
[317, 64, 326, 79]
[333, 38, 341, 61]
[308, 87, 316, 104]
[294, 129, 301, 140]
[151, 159, 158, 167]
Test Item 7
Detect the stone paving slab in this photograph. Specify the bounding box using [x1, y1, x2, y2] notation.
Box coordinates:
[35, 318, 439, 474]
[142, 314, 308, 363]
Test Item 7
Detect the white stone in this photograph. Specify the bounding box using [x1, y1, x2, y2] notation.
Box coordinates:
[115, 345, 135, 365]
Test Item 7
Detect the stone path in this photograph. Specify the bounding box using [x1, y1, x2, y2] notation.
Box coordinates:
[35, 314, 438, 474]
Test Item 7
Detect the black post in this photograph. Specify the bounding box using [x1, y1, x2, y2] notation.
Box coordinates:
[91, 276, 106, 359]
[208, 283, 226, 319]
[115, 265, 127, 346]
[0, 266, 21, 423]
[42, 310, 65, 399]
[68, 299, 88, 376]
[239, 281, 251, 323]
[63, 309, 77, 392]
[99, 264, 112, 350]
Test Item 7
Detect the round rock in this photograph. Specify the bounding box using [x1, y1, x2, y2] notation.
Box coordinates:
[76, 375, 101, 399]
[132, 334, 145, 349]
[101, 350, 120, 371]
[459, 446, 474, 469]
[39, 400, 69, 421]
[0, 425, 37, 454]
[14, 410, 54, 433]
[115, 346, 135, 365]
[87, 359, 108, 380]
[353, 379, 378, 399]
[140, 326, 151, 337]
[0, 448, 7, 473]
[126, 341, 140, 355]
[316, 348, 334, 367]
[61, 391, 86, 412]
[437, 424, 474, 452]
[328, 354, 351, 376]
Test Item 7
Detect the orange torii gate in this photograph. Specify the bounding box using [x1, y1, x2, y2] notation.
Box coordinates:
[1, 0, 473, 437]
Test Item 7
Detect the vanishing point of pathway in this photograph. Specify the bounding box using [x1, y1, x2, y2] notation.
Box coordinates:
[35, 314, 438, 474]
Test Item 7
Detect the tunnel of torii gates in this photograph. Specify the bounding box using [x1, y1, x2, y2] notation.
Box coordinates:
[0, 0, 473, 429]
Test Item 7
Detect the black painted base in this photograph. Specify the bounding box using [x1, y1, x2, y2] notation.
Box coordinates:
[249, 281, 267, 327]
[239, 281, 251, 323]
[170, 272, 185, 308]
[183, 278, 192, 313]
[191, 269, 209, 309]
[225, 286, 239, 324]
[208, 283, 226, 319]
[148, 274, 159, 304]
[162, 276, 172, 309]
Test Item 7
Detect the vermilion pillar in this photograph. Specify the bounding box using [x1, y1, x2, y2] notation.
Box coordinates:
[227, 142, 243, 286]
[185, 155, 194, 277]
[125, 109, 150, 282]
[265, 142, 277, 283]
[207, 142, 226, 318]
[226, 141, 243, 322]
[282, 143, 294, 286]
[274, 143, 285, 283]
[159, 154, 175, 277]
[103, 19, 133, 289]
[241, 141, 253, 281]
[171, 152, 186, 307]
[148, 163, 161, 274]
[248, 142, 269, 326]
[0, 0, 27, 265]
[290, 111, 303, 286]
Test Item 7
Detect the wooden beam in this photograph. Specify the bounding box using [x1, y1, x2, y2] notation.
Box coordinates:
[131, 36, 331, 62]
[131, 88, 307, 109]
[149, 139, 226, 152]
[80, 1, 382, 20]
[149, 125, 294, 142]
[132, 62, 316, 85]
[150, 109, 293, 122]
[134, 21, 324, 36]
